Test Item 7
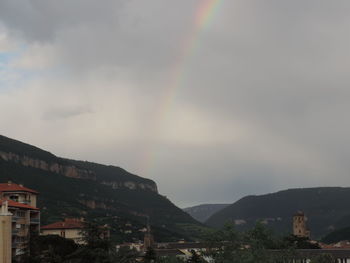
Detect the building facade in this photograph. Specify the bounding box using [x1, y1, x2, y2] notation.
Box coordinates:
[0, 182, 40, 257]
[41, 218, 110, 244]
[0, 201, 12, 263]
[41, 218, 85, 244]
[293, 211, 310, 238]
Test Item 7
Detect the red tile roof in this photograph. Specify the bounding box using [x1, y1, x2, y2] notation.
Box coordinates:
[0, 199, 39, 210]
[320, 241, 350, 249]
[41, 219, 84, 230]
[0, 183, 38, 194]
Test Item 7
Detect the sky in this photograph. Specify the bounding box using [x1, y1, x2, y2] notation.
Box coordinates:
[1, 0, 350, 208]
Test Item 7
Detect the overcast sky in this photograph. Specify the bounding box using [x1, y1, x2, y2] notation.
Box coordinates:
[1, 0, 350, 207]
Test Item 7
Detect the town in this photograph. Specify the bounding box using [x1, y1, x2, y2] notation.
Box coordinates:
[1, 0, 350, 262]
[1, 181, 350, 262]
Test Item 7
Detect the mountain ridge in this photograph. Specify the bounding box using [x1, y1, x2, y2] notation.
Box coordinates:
[0, 135, 157, 192]
[183, 203, 230, 223]
[0, 134, 203, 242]
[206, 187, 350, 239]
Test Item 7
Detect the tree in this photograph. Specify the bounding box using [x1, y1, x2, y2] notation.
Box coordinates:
[187, 250, 204, 263]
[18, 234, 78, 263]
[157, 257, 185, 263]
[310, 254, 335, 263]
[204, 222, 296, 263]
[204, 223, 245, 262]
[114, 247, 139, 263]
[283, 235, 320, 249]
[68, 220, 115, 263]
[144, 247, 157, 262]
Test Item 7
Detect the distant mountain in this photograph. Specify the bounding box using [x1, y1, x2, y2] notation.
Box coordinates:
[206, 187, 350, 239]
[321, 226, 350, 244]
[183, 204, 230, 223]
[0, 135, 204, 242]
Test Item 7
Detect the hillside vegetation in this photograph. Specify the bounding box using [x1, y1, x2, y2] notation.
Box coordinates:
[206, 187, 350, 239]
[183, 203, 229, 223]
[0, 135, 203, 242]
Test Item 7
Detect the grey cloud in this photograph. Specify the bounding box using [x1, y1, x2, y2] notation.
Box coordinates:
[0, 0, 124, 41]
[42, 105, 93, 120]
[1, 0, 350, 207]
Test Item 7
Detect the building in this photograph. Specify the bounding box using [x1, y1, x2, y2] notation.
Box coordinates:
[41, 218, 85, 244]
[41, 218, 110, 244]
[293, 211, 310, 238]
[0, 201, 12, 263]
[143, 223, 154, 250]
[0, 182, 40, 257]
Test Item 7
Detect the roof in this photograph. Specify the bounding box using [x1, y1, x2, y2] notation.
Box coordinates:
[41, 218, 84, 230]
[294, 211, 305, 216]
[155, 249, 186, 257]
[0, 199, 39, 210]
[0, 183, 38, 194]
[158, 242, 208, 249]
[320, 241, 350, 250]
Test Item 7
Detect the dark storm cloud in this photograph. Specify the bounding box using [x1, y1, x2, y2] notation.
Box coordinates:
[1, 0, 350, 207]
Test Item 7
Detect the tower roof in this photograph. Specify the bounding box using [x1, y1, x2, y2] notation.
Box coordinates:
[294, 211, 305, 216]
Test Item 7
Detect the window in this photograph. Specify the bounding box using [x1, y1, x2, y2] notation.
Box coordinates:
[9, 195, 19, 202]
[61, 231, 65, 238]
[17, 211, 26, 218]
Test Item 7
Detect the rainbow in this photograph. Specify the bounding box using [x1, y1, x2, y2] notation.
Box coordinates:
[161, 0, 223, 120]
[140, 0, 223, 176]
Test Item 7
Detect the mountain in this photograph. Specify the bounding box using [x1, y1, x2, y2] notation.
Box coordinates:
[206, 187, 350, 239]
[321, 226, 350, 244]
[183, 204, 229, 223]
[0, 135, 204, 242]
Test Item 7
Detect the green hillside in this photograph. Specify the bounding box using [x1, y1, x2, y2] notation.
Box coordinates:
[321, 226, 350, 244]
[0, 135, 204, 242]
[206, 187, 350, 239]
[183, 204, 229, 223]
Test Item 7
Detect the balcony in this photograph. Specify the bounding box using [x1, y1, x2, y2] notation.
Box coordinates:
[12, 241, 21, 248]
[12, 216, 19, 222]
[30, 218, 40, 224]
[12, 229, 19, 235]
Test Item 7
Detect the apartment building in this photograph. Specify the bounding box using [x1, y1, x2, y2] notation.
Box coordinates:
[0, 201, 12, 263]
[0, 182, 40, 257]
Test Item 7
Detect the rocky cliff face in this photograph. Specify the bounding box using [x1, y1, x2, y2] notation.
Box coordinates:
[0, 150, 158, 193]
[101, 180, 157, 192]
[0, 150, 95, 179]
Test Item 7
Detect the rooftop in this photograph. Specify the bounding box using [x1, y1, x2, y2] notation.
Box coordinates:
[0, 182, 38, 194]
[0, 199, 39, 210]
[41, 218, 84, 230]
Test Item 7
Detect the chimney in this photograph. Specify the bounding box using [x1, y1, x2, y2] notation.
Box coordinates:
[0, 201, 12, 216]
[7, 181, 12, 185]
[19, 184, 23, 187]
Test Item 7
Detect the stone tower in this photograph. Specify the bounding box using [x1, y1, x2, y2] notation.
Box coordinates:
[143, 218, 154, 250]
[293, 211, 310, 238]
[0, 201, 12, 263]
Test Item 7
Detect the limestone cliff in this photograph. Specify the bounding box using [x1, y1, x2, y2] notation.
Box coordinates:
[0, 150, 158, 193]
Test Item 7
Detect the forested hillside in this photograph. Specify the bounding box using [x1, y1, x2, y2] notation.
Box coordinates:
[206, 187, 350, 239]
[0, 135, 204, 242]
[183, 204, 229, 223]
